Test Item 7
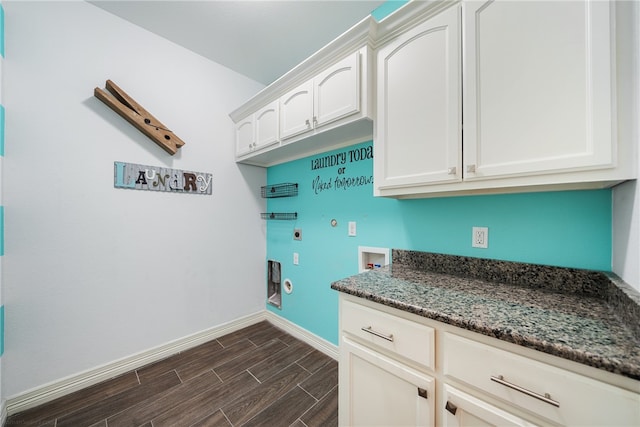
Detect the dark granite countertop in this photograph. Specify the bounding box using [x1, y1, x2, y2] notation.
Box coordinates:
[331, 250, 640, 381]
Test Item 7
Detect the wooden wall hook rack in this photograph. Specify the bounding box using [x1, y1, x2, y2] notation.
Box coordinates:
[94, 79, 186, 155]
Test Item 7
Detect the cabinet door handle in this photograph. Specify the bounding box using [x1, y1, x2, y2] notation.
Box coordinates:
[490, 375, 560, 407]
[466, 164, 476, 173]
[361, 326, 394, 342]
[305, 119, 311, 127]
[447, 167, 457, 175]
[418, 388, 428, 399]
[445, 401, 458, 415]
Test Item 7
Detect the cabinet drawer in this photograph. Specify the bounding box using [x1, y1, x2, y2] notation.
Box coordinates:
[444, 333, 640, 426]
[342, 299, 434, 370]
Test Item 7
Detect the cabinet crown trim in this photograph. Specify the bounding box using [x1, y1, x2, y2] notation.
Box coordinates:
[229, 15, 376, 122]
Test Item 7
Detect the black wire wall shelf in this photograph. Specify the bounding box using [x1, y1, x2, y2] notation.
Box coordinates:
[261, 212, 298, 221]
[261, 183, 298, 198]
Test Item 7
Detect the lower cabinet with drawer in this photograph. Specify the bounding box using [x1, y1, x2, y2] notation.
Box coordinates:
[339, 298, 436, 426]
[338, 294, 640, 426]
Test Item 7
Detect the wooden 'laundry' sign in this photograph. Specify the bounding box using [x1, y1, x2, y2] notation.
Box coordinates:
[114, 161, 212, 195]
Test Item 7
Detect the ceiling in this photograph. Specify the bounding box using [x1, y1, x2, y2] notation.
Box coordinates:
[89, 0, 385, 86]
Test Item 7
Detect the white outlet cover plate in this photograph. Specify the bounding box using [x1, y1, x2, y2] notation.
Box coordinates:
[472, 227, 488, 248]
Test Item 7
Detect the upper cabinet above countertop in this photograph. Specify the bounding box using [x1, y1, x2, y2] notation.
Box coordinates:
[374, 0, 637, 198]
[230, 0, 638, 197]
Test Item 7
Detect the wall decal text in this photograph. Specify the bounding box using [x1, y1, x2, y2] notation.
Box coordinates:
[309, 145, 373, 195]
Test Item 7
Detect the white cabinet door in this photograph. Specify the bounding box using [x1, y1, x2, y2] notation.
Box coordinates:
[235, 117, 254, 157]
[254, 101, 279, 151]
[279, 80, 314, 140]
[463, 0, 613, 181]
[340, 337, 435, 427]
[442, 385, 538, 427]
[281, 52, 361, 141]
[375, 5, 461, 190]
[315, 52, 360, 127]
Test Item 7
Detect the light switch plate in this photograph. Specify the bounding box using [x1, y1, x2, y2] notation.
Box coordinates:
[348, 221, 357, 237]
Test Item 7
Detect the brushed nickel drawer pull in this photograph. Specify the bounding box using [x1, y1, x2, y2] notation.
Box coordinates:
[361, 326, 394, 342]
[445, 401, 458, 415]
[491, 375, 560, 407]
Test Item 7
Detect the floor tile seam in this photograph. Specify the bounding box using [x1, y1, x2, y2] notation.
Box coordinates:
[246, 335, 283, 348]
[237, 384, 317, 427]
[110, 372, 221, 426]
[242, 342, 313, 381]
[211, 367, 224, 383]
[219, 407, 233, 427]
[148, 371, 236, 423]
[295, 361, 312, 374]
[185, 406, 227, 427]
[308, 377, 339, 402]
[290, 347, 318, 367]
[311, 383, 338, 403]
[245, 368, 262, 384]
[293, 351, 327, 375]
[207, 345, 270, 378]
[105, 373, 197, 425]
[173, 368, 185, 384]
[296, 384, 320, 404]
[229, 367, 315, 427]
[177, 339, 258, 378]
[251, 358, 308, 384]
[295, 384, 338, 427]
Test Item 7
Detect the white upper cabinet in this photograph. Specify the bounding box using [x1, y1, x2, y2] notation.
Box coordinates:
[230, 15, 374, 168]
[235, 117, 255, 158]
[375, 5, 461, 191]
[279, 81, 313, 140]
[254, 102, 279, 149]
[314, 52, 360, 127]
[374, 0, 636, 198]
[234, 101, 279, 158]
[463, 0, 613, 181]
[280, 52, 361, 140]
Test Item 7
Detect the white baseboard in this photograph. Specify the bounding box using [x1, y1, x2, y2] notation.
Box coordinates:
[265, 311, 339, 360]
[6, 310, 267, 416]
[5, 310, 338, 417]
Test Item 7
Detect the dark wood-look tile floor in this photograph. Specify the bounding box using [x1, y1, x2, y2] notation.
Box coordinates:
[6, 321, 338, 427]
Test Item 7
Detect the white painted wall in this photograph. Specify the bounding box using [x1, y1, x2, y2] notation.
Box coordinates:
[613, 0, 640, 292]
[2, 1, 266, 398]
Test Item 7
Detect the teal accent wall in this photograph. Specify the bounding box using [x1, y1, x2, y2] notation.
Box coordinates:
[371, 1, 408, 21]
[266, 141, 612, 344]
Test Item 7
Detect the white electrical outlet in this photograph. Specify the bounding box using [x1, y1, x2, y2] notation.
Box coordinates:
[472, 227, 488, 248]
[348, 221, 357, 237]
[293, 252, 299, 265]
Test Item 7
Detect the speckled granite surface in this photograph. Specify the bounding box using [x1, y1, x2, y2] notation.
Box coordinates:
[331, 250, 640, 380]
